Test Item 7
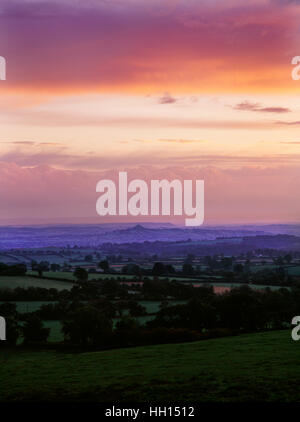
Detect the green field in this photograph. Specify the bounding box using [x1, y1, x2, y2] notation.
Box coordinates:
[287, 266, 300, 276]
[0, 273, 288, 298]
[44, 320, 64, 342]
[0, 330, 299, 402]
[250, 264, 300, 276]
[192, 282, 287, 291]
[0, 300, 184, 316]
[0, 301, 56, 313]
[0, 300, 180, 343]
[27, 271, 136, 281]
[44, 316, 157, 342]
[27, 270, 222, 283]
[0, 276, 73, 291]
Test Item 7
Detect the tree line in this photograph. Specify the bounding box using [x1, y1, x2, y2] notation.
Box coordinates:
[1, 285, 299, 349]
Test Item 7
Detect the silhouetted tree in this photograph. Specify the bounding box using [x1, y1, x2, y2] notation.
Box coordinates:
[22, 315, 50, 343]
[50, 263, 61, 272]
[99, 260, 110, 273]
[32, 261, 49, 277]
[73, 267, 88, 283]
[152, 262, 166, 276]
[62, 305, 113, 346]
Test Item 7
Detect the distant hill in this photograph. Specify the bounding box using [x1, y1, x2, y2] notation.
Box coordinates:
[0, 223, 300, 249]
[102, 234, 300, 256]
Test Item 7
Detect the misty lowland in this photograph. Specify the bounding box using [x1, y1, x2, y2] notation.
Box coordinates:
[1, 223, 300, 402]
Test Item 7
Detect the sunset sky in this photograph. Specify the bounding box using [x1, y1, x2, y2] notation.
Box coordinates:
[0, 0, 300, 225]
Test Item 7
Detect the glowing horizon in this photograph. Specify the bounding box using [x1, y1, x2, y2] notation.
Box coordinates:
[0, 0, 300, 224]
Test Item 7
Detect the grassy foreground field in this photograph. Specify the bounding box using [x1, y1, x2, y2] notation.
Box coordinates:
[0, 330, 299, 402]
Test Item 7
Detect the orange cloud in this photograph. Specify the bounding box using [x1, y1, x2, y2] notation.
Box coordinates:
[1, 0, 300, 94]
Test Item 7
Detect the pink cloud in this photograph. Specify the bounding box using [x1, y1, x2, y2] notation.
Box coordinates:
[233, 101, 291, 113]
[0, 0, 298, 93]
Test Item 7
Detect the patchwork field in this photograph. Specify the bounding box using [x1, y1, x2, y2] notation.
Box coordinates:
[0, 300, 184, 315]
[26, 270, 294, 289]
[250, 264, 300, 275]
[0, 330, 298, 402]
[0, 300, 186, 342]
[287, 266, 300, 276]
[0, 301, 56, 313]
[27, 271, 137, 281]
[44, 316, 156, 342]
[0, 276, 73, 291]
[0, 273, 288, 300]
